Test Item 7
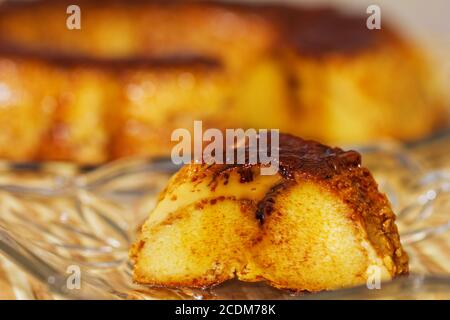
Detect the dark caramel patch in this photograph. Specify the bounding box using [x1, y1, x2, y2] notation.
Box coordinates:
[0, 42, 221, 70]
[271, 7, 382, 56]
[255, 181, 295, 224]
[207, 133, 360, 183]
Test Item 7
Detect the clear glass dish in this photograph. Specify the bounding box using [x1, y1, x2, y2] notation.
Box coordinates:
[0, 133, 449, 299]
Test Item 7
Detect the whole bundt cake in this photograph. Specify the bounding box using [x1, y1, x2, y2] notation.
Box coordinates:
[0, 0, 446, 164]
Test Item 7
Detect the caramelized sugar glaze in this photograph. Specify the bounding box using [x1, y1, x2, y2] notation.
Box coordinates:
[0, 0, 446, 163]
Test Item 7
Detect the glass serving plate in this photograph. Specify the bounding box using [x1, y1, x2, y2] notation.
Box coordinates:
[0, 133, 449, 299]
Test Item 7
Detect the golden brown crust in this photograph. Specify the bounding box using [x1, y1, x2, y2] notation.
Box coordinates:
[327, 168, 409, 275]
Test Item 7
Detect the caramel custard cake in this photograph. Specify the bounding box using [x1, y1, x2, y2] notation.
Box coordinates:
[0, 0, 446, 163]
[131, 134, 408, 292]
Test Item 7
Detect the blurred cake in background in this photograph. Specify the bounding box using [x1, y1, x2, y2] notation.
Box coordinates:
[0, 0, 446, 164]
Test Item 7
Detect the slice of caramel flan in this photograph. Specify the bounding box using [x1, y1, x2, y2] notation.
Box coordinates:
[131, 134, 408, 292]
